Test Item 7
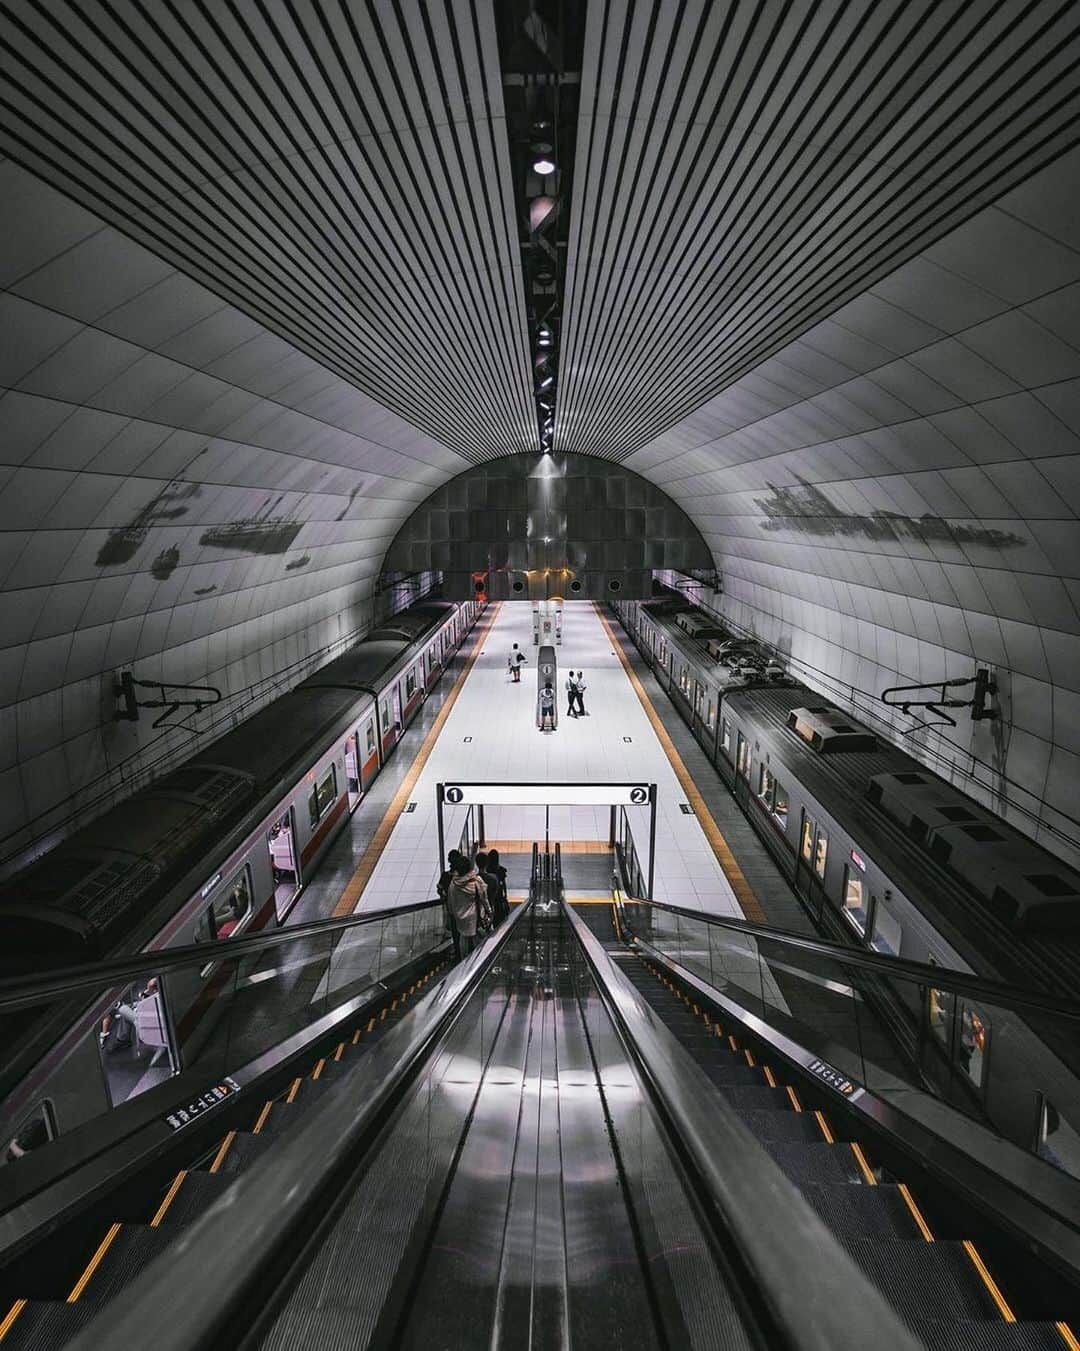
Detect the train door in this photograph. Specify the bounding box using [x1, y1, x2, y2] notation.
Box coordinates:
[97, 974, 179, 1106]
[734, 730, 752, 808]
[344, 733, 362, 810]
[795, 810, 829, 920]
[361, 713, 378, 786]
[267, 807, 301, 921]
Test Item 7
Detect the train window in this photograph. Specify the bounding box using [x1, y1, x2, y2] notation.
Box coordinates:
[927, 985, 953, 1048]
[706, 698, 715, 731]
[721, 717, 733, 758]
[801, 815, 815, 864]
[308, 764, 338, 829]
[869, 897, 902, 956]
[366, 719, 376, 756]
[380, 697, 391, 731]
[758, 767, 789, 828]
[842, 868, 869, 936]
[406, 667, 417, 699]
[679, 664, 690, 696]
[736, 732, 750, 780]
[4, 1100, 55, 1166]
[197, 868, 253, 945]
[814, 831, 828, 880]
[957, 1003, 990, 1090]
[1039, 1099, 1080, 1180]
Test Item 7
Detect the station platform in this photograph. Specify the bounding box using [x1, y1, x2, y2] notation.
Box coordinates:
[338, 601, 745, 917]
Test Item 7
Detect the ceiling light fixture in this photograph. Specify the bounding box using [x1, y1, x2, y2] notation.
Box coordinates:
[532, 156, 556, 175]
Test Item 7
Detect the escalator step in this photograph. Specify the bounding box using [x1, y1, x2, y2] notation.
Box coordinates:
[256, 1101, 308, 1136]
[915, 1321, 1074, 1349]
[68, 1225, 175, 1300]
[696, 1062, 770, 1088]
[843, 1240, 1001, 1322]
[763, 1142, 865, 1186]
[216, 1131, 275, 1174]
[153, 1170, 232, 1227]
[712, 1085, 795, 1112]
[734, 1110, 824, 1143]
[0, 1298, 101, 1349]
[801, 1184, 922, 1240]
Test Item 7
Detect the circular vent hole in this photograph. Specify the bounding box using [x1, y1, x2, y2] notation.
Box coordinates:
[512, 580, 524, 593]
[608, 578, 622, 592]
[569, 579, 583, 593]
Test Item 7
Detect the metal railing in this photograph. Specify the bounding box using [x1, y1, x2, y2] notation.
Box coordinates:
[0, 900, 450, 1153]
[613, 892, 1080, 1187]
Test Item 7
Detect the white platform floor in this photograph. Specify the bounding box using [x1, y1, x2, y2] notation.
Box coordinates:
[356, 602, 745, 919]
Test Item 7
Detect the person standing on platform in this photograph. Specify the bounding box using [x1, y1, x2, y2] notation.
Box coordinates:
[573, 671, 587, 717]
[508, 642, 525, 682]
[565, 669, 579, 718]
[539, 681, 555, 731]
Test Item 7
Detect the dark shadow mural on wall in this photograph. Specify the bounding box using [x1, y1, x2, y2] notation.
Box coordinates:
[380, 452, 715, 600]
[755, 477, 1026, 550]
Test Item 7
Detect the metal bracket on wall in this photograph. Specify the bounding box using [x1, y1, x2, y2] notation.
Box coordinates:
[114, 671, 223, 729]
[881, 669, 998, 729]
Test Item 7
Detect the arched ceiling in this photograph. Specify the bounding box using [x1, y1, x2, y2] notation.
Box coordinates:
[1, 0, 1079, 866]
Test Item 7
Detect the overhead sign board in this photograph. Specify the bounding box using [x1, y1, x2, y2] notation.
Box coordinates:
[440, 782, 654, 807]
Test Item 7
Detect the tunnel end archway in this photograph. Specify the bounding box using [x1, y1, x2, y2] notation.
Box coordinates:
[379, 452, 717, 600]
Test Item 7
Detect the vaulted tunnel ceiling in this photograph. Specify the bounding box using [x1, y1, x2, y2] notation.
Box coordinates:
[1, 0, 1079, 868]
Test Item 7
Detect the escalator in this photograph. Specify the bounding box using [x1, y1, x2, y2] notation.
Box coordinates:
[2, 857, 1076, 1349]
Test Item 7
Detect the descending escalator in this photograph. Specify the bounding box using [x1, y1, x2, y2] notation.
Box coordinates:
[573, 900, 1080, 1351]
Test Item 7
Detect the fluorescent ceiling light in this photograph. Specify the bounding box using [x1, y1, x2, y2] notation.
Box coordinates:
[532, 157, 556, 175]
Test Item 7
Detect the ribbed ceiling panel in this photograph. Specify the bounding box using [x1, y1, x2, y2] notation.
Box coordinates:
[0, 0, 536, 462]
[555, 0, 1080, 460]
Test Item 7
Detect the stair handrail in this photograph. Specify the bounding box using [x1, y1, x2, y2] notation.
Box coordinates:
[613, 893, 1080, 1022]
[0, 897, 448, 1013]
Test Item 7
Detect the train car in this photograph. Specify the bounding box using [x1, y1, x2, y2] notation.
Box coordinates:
[613, 595, 1080, 1176]
[0, 598, 480, 1153]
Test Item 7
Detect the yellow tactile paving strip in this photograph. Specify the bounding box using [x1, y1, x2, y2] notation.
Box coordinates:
[332, 605, 501, 917]
[595, 604, 766, 923]
[482, 839, 611, 854]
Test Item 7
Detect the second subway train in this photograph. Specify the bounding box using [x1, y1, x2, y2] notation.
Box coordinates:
[614, 593, 1080, 1178]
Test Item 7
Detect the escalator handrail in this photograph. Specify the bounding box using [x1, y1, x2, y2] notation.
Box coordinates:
[62, 900, 534, 1351]
[0, 897, 448, 1013]
[615, 893, 1080, 1021]
[563, 902, 923, 1351]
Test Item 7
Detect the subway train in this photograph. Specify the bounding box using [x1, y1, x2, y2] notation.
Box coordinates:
[0, 598, 481, 1156]
[614, 595, 1080, 1178]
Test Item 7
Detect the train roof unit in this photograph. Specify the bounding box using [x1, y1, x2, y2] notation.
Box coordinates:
[868, 770, 1080, 932]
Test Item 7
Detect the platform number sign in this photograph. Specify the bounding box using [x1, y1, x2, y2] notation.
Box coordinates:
[445, 786, 464, 804]
[629, 786, 649, 804]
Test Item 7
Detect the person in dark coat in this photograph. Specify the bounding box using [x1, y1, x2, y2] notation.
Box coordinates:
[438, 848, 465, 959]
[475, 851, 503, 927]
[485, 848, 510, 923]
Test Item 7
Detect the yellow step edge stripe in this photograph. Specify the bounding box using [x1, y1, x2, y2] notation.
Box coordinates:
[209, 1131, 236, 1174]
[334, 1042, 346, 1060]
[311, 1058, 326, 1080]
[367, 1017, 376, 1031]
[728, 1034, 739, 1052]
[963, 1240, 1015, 1322]
[252, 1101, 274, 1134]
[850, 1141, 876, 1186]
[744, 1049, 755, 1067]
[1057, 1321, 1080, 1350]
[379, 1007, 388, 1022]
[0, 1300, 26, 1341]
[285, 1077, 302, 1104]
[814, 1109, 833, 1143]
[67, 1223, 121, 1302]
[150, 1170, 187, 1227]
[897, 1184, 934, 1242]
[763, 1065, 777, 1088]
[352, 1028, 363, 1044]
[785, 1085, 803, 1113]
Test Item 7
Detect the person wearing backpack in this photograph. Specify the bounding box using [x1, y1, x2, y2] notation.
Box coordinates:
[508, 642, 525, 682]
[565, 670, 579, 717]
[485, 847, 510, 924]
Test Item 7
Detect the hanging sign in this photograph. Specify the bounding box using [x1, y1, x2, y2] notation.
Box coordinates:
[440, 782, 653, 807]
